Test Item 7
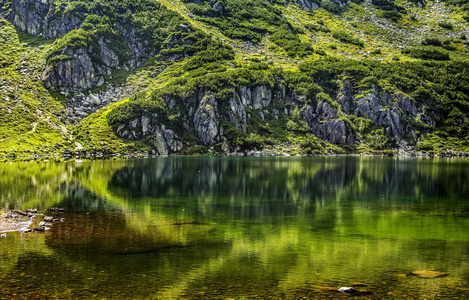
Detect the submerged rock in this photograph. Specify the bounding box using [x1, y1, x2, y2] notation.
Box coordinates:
[46, 207, 65, 212]
[411, 270, 449, 279]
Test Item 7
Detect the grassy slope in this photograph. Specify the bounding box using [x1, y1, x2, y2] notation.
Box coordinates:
[0, 20, 72, 157]
[72, 99, 153, 154]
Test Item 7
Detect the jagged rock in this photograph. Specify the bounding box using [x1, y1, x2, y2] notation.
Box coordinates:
[99, 38, 119, 69]
[194, 94, 220, 145]
[317, 119, 354, 145]
[43, 12, 83, 39]
[6, 0, 49, 36]
[115, 25, 155, 70]
[337, 83, 435, 142]
[67, 84, 134, 123]
[42, 48, 105, 92]
[293, 0, 320, 11]
[236, 85, 272, 110]
[316, 101, 337, 121]
[116, 115, 183, 155]
[252, 85, 272, 109]
[228, 95, 248, 131]
[5, 0, 83, 38]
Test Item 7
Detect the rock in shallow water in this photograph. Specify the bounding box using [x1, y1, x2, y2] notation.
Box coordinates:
[338, 287, 358, 293]
[411, 270, 449, 279]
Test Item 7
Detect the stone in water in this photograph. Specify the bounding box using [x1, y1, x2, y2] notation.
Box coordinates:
[411, 270, 448, 279]
[338, 287, 358, 293]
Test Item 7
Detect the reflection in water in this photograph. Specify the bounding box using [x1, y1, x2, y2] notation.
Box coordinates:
[0, 157, 469, 299]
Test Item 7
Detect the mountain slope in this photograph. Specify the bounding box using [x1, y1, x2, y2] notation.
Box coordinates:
[1, 0, 469, 157]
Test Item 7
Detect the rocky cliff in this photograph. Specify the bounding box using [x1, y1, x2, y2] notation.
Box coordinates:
[5, 0, 83, 38]
[113, 80, 437, 154]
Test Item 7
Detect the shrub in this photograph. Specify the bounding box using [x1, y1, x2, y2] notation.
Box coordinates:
[315, 49, 327, 56]
[365, 129, 395, 150]
[438, 22, 453, 30]
[421, 38, 442, 46]
[402, 48, 450, 60]
[382, 11, 401, 21]
[270, 26, 314, 58]
[332, 31, 364, 47]
[300, 134, 323, 152]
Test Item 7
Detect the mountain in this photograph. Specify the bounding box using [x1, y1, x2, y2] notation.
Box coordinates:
[1, 0, 468, 158]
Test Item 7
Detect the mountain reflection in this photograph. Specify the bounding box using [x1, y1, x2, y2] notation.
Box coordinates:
[106, 157, 469, 217]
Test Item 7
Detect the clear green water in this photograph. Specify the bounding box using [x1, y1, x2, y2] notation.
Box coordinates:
[1, 156, 469, 299]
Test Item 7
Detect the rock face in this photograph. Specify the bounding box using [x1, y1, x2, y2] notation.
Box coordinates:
[336, 82, 435, 142]
[43, 13, 83, 39]
[65, 84, 136, 123]
[5, 0, 83, 38]
[293, 0, 320, 11]
[194, 94, 220, 145]
[112, 79, 437, 154]
[42, 47, 106, 92]
[117, 115, 184, 155]
[6, 0, 50, 36]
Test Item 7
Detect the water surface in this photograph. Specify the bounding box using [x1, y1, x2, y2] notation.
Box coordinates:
[0, 156, 468, 299]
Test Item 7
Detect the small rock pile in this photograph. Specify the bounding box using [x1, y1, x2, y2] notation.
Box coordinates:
[0, 209, 34, 233]
[0, 208, 66, 236]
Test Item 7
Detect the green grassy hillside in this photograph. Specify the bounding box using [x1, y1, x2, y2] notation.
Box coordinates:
[0, 20, 72, 158]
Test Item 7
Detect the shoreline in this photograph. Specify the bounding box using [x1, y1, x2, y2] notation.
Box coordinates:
[1, 149, 469, 163]
[0, 210, 34, 234]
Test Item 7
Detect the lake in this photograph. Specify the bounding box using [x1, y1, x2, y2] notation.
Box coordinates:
[0, 156, 469, 299]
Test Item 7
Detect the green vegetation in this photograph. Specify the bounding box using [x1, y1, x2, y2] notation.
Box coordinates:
[0, 20, 70, 157]
[269, 26, 314, 58]
[47, 15, 127, 64]
[332, 31, 364, 47]
[371, 0, 406, 21]
[184, 0, 287, 42]
[401, 48, 450, 60]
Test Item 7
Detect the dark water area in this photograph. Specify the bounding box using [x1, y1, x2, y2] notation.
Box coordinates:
[0, 156, 469, 299]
